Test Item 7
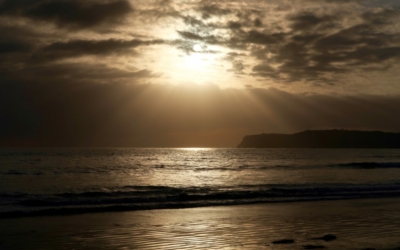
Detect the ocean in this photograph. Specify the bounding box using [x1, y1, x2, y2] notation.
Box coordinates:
[2, 148, 400, 218]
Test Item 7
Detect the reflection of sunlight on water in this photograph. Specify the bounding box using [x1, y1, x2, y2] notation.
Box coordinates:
[133, 148, 232, 188]
[178, 148, 213, 151]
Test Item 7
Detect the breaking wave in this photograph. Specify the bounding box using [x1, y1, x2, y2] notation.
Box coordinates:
[2, 183, 400, 218]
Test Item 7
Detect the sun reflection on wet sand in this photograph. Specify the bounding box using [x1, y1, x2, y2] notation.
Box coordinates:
[1, 198, 400, 249]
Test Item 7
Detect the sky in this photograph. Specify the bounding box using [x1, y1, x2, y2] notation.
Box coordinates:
[1, 0, 400, 147]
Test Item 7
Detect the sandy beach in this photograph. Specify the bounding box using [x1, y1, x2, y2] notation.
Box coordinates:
[1, 198, 400, 250]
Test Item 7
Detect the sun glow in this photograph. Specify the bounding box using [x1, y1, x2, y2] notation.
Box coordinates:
[185, 53, 208, 69]
[166, 50, 220, 84]
[148, 45, 246, 88]
[193, 44, 202, 52]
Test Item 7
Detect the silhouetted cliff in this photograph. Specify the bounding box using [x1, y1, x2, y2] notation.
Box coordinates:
[237, 130, 400, 148]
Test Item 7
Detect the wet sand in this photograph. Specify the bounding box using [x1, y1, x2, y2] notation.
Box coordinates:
[1, 198, 400, 249]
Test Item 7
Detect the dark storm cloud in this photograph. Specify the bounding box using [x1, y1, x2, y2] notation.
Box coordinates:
[249, 7, 400, 83]
[32, 39, 165, 61]
[253, 18, 263, 27]
[224, 52, 247, 75]
[173, 3, 399, 84]
[314, 24, 394, 52]
[227, 21, 242, 30]
[248, 11, 338, 81]
[252, 63, 276, 78]
[244, 30, 285, 45]
[175, 3, 275, 53]
[309, 22, 400, 69]
[197, 3, 231, 19]
[0, 0, 133, 29]
[318, 0, 353, 2]
[0, 24, 42, 55]
[219, 30, 287, 51]
[0, 39, 32, 54]
[181, 15, 206, 27]
[177, 31, 213, 41]
[227, 60, 246, 75]
[288, 12, 335, 31]
[180, 3, 263, 33]
[176, 30, 221, 49]
[361, 8, 399, 25]
[5, 63, 157, 86]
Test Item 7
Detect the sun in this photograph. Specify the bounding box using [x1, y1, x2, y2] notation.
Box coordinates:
[193, 44, 202, 52]
[150, 43, 238, 86]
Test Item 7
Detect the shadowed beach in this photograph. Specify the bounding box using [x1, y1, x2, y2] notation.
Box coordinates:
[1, 198, 400, 249]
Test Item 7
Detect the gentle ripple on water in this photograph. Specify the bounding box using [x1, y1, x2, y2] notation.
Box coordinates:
[1, 148, 400, 216]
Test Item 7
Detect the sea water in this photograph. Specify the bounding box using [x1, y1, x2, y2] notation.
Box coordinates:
[1, 148, 400, 217]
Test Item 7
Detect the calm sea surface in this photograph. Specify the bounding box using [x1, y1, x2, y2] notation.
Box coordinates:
[1, 148, 400, 217]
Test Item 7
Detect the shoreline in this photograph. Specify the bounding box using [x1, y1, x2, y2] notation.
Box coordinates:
[3, 195, 400, 219]
[1, 197, 400, 249]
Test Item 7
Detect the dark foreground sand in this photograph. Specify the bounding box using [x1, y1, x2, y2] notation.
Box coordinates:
[1, 198, 400, 250]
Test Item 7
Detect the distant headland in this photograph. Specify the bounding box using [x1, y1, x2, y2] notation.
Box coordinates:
[237, 130, 400, 148]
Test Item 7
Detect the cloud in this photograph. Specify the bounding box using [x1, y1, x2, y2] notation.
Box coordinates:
[319, 0, 354, 3]
[197, 3, 232, 19]
[0, 0, 400, 94]
[32, 39, 165, 61]
[248, 5, 400, 84]
[254, 18, 263, 27]
[288, 12, 335, 31]
[167, 1, 400, 85]
[244, 30, 285, 45]
[0, 39, 32, 54]
[361, 8, 400, 26]
[1, 61, 158, 88]
[0, 0, 133, 29]
[252, 63, 276, 78]
[228, 60, 246, 75]
[177, 31, 215, 41]
[0, 24, 40, 55]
